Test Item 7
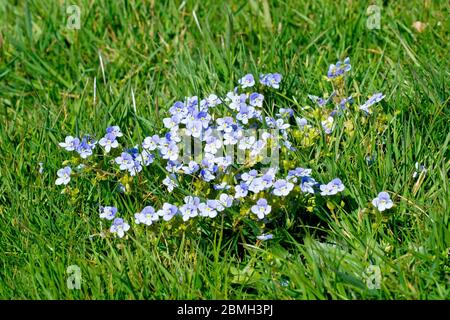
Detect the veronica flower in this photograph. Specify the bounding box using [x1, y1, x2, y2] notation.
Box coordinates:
[321, 116, 334, 134]
[160, 142, 179, 161]
[76, 139, 93, 159]
[135, 150, 154, 166]
[359, 93, 385, 115]
[289, 167, 312, 179]
[260, 73, 282, 89]
[115, 152, 134, 170]
[59, 136, 80, 151]
[182, 161, 199, 175]
[215, 156, 232, 171]
[275, 118, 290, 130]
[110, 218, 130, 238]
[185, 120, 203, 138]
[235, 182, 249, 199]
[179, 196, 200, 221]
[276, 108, 294, 118]
[249, 93, 264, 107]
[214, 182, 230, 191]
[238, 74, 255, 88]
[196, 111, 212, 128]
[295, 117, 308, 129]
[142, 135, 160, 151]
[165, 160, 182, 173]
[223, 132, 238, 145]
[240, 170, 257, 184]
[84, 135, 97, 148]
[163, 115, 180, 130]
[204, 94, 222, 108]
[99, 206, 117, 220]
[249, 139, 267, 159]
[216, 117, 235, 133]
[251, 198, 272, 219]
[38, 162, 44, 174]
[272, 179, 294, 196]
[186, 96, 199, 110]
[157, 203, 178, 221]
[226, 92, 247, 110]
[205, 136, 223, 154]
[256, 233, 274, 241]
[238, 136, 256, 150]
[413, 162, 426, 179]
[249, 177, 265, 193]
[338, 96, 353, 109]
[200, 168, 215, 182]
[300, 176, 317, 194]
[99, 133, 119, 153]
[217, 194, 234, 211]
[260, 172, 274, 189]
[372, 191, 393, 212]
[169, 101, 188, 117]
[327, 57, 351, 79]
[163, 175, 177, 192]
[198, 200, 219, 218]
[135, 206, 158, 226]
[128, 160, 143, 176]
[106, 126, 123, 137]
[55, 166, 71, 185]
[320, 178, 345, 196]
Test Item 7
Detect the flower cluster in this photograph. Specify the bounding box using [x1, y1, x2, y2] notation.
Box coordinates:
[54, 57, 393, 241]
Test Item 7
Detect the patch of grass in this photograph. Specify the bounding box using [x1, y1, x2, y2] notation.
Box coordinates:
[0, 0, 449, 299]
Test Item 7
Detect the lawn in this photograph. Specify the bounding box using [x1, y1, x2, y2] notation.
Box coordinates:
[0, 0, 449, 299]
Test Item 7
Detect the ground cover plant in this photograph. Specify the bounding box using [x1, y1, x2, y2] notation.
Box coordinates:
[0, 0, 449, 299]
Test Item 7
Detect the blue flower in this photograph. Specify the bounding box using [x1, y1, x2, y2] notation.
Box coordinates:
[55, 166, 71, 185]
[99, 132, 119, 153]
[38, 162, 44, 175]
[272, 179, 294, 196]
[59, 136, 80, 151]
[238, 74, 255, 88]
[157, 203, 179, 221]
[115, 152, 134, 170]
[182, 160, 200, 175]
[128, 160, 143, 176]
[135, 206, 158, 226]
[198, 200, 219, 218]
[99, 206, 117, 220]
[180, 196, 201, 221]
[276, 108, 294, 118]
[327, 57, 351, 79]
[106, 126, 123, 137]
[413, 162, 427, 179]
[162, 174, 177, 192]
[136, 150, 154, 167]
[321, 116, 334, 134]
[308, 93, 335, 107]
[235, 182, 249, 199]
[142, 135, 160, 151]
[76, 138, 94, 159]
[256, 233, 273, 241]
[249, 92, 264, 107]
[260, 73, 282, 89]
[217, 194, 234, 211]
[359, 93, 385, 114]
[320, 178, 345, 195]
[372, 192, 393, 212]
[110, 218, 130, 238]
[251, 198, 272, 219]
[300, 176, 317, 194]
[295, 117, 308, 129]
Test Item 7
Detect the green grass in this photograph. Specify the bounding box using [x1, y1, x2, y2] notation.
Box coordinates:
[0, 0, 449, 299]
